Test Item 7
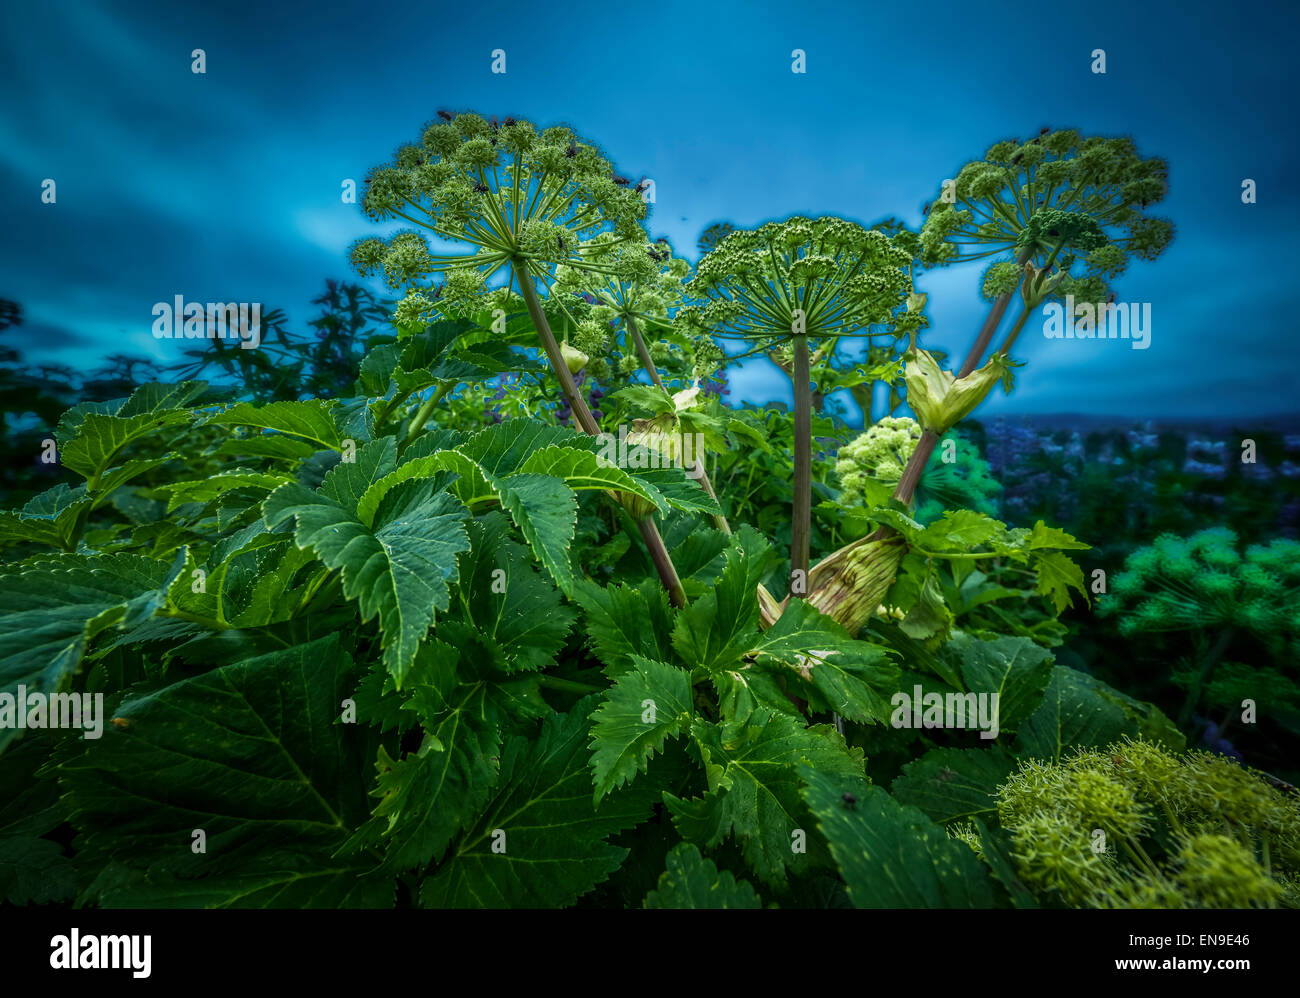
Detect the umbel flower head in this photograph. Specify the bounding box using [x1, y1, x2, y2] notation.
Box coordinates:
[920, 129, 1174, 305]
[994, 738, 1300, 908]
[675, 216, 923, 349]
[551, 233, 698, 377]
[348, 111, 650, 316]
[1098, 528, 1300, 655]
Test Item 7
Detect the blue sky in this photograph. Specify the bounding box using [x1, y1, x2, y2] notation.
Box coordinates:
[2, 0, 1296, 419]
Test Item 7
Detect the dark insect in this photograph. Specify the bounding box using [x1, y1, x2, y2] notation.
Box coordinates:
[1040, 126, 1050, 135]
[566, 142, 577, 158]
[437, 109, 453, 121]
[489, 115, 499, 130]
[556, 234, 565, 251]
[841, 792, 857, 809]
[473, 181, 489, 193]
[635, 177, 650, 193]
[1010, 152, 1023, 165]
[613, 175, 630, 186]
[503, 116, 516, 127]
[936, 767, 958, 784]
[432, 283, 443, 299]
[922, 201, 930, 215]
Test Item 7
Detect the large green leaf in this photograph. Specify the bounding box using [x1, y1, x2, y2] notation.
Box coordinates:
[643, 843, 761, 909]
[1014, 666, 1182, 761]
[442, 513, 576, 674]
[58, 635, 392, 907]
[206, 399, 346, 450]
[0, 484, 91, 550]
[0, 553, 173, 754]
[665, 712, 865, 885]
[571, 580, 677, 675]
[890, 746, 1017, 825]
[671, 525, 772, 674]
[345, 642, 502, 871]
[750, 600, 899, 725]
[59, 410, 189, 482]
[588, 654, 693, 801]
[953, 633, 1054, 733]
[801, 770, 1001, 908]
[420, 703, 656, 908]
[263, 439, 471, 684]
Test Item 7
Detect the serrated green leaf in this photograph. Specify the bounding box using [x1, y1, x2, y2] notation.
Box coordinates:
[58, 635, 391, 907]
[0, 484, 90, 550]
[263, 456, 471, 685]
[1013, 666, 1132, 763]
[954, 633, 1054, 732]
[666, 712, 865, 885]
[59, 410, 189, 481]
[589, 654, 693, 801]
[571, 579, 676, 674]
[345, 642, 501, 870]
[420, 703, 656, 908]
[671, 525, 771, 673]
[446, 512, 576, 673]
[891, 745, 1017, 824]
[801, 771, 1000, 908]
[749, 600, 899, 725]
[643, 843, 761, 909]
[0, 553, 172, 754]
[206, 399, 345, 450]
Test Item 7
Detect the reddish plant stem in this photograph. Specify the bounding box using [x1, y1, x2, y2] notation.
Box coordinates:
[517, 264, 687, 607]
[790, 334, 812, 596]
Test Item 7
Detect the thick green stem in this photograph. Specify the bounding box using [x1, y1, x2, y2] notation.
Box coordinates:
[406, 382, 453, 440]
[626, 315, 731, 535]
[516, 262, 687, 608]
[791, 334, 812, 596]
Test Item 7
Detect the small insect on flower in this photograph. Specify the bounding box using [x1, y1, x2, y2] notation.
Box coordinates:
[503, 116, 516, 127]
[111, 717, 131, 729]
[473, 181, 490, 193]
[437, 109, 453, 121]
[566, 142, 577, 158]
[635, 177, 650, 193]
[841, 792, 857, 809]
[613, 175, 630, 186]
[489, 115, 499, 130]
[922, 202, 931, 215]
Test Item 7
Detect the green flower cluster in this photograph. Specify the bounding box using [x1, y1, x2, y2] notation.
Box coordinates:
[347, 112, 649, 312]
[551, 233, 696, 379]
[1098, 528, 1300, 649]
[995, 738, 1300, 908]
[836, 416, 1001, 523]
[919, 129, 1174, 306]
[675, 217, 922, 348]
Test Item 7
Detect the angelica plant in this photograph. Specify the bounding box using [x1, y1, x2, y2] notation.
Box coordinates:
[801, 130, 1175, 638]
[552, 235, 732, 531]
[349, 111, 690, 605]
[677, 217, 919, 596]
[903, 129, 1174, 493]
